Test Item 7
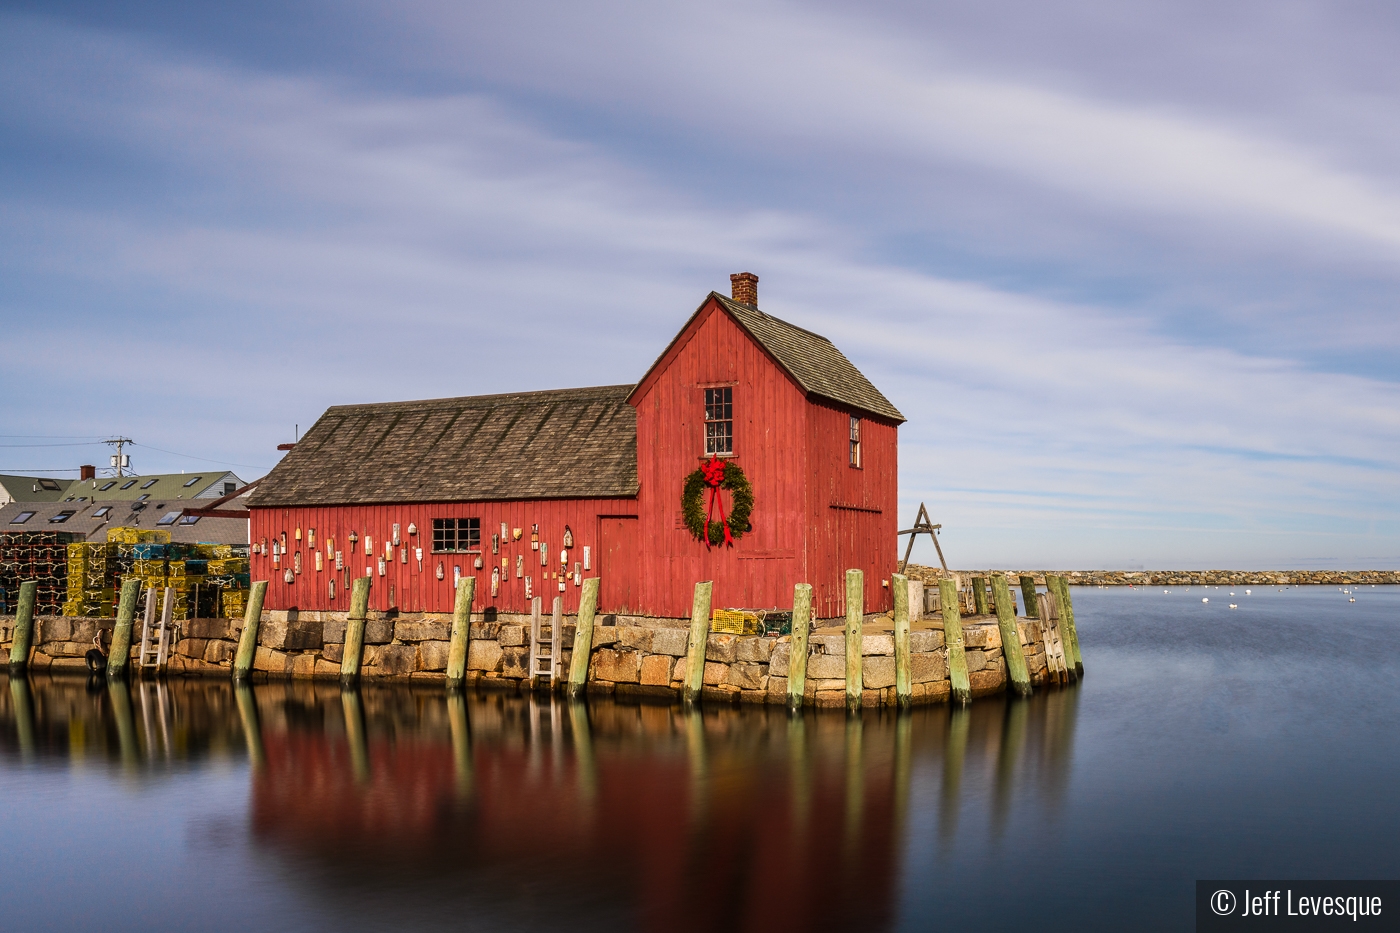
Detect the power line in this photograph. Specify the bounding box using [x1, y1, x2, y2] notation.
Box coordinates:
[0, 441, 108, 448]
[133, 443, 268, 471]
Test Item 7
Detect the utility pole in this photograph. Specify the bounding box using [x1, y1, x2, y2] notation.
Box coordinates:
[103, 437, 133, 477]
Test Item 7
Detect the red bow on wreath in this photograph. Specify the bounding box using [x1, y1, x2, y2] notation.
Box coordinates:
[701, 456, 734, 549]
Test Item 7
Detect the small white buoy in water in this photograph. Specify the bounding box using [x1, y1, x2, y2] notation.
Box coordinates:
[1202, 597, 1209, 603]
[1245, 589, 1251, 595]
[1229, 604, 1237, 609]
[1349, 597, 1356, 602]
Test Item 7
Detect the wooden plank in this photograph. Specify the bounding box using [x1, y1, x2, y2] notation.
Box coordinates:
[939, 578, 971, 705]
[971, 575, 989, 615]
[1046, 574, 1084, 676]
[1037, 593, 1068, 684]
[340, 576, 371, 688]
[1019, 575, 1039, 618]
[845, 569, 863, 711]
[787, 583, 812, 711]
[683, 581, 713, 705]
[528, 596, 543, 691]
[106, 577, 143, 680]
[232, 580, 268, 680]
[567, 577, 599, 699]
[892, 571, 911, 708]
[445, 575, 475, 689]
[991, 573, 1032, 697]
[7, 580, 37, 672]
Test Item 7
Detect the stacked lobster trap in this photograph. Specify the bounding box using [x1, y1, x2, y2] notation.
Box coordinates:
[58, 527, 251, 619]
[0, 531, 82, 616]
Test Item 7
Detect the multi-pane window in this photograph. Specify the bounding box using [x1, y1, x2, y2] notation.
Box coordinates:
[704, 387, 733, 455]
[849, 416, 862, 468]
[433, 518, 481, 553]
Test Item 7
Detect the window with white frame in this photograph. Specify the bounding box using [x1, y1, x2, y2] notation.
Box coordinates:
[849, 416, 862, 468]
[704, 387, 733, 455]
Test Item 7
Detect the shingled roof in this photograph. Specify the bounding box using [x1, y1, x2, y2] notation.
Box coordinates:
[633, 293, 905, 423]
[248, 385, 639, 508]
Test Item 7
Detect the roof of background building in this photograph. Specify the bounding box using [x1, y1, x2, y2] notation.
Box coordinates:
[0, 475, 76, 503]
[631, 293, 905, 423]
[59, 471, 244, 503]
[0, 494, 250, 545]
[249, 385, 640, 508]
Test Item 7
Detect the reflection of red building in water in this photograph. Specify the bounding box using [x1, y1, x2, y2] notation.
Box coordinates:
[250, 698, 902, 932]
[248, 273, 904, 620]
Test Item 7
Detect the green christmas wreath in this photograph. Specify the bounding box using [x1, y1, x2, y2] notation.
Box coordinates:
[682, 459, 755, 546]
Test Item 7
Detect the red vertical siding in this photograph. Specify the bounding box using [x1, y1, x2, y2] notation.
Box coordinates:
[250, 498, 631, 614]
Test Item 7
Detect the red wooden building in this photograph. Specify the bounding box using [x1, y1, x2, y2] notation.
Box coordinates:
[248, 274, 905, 618]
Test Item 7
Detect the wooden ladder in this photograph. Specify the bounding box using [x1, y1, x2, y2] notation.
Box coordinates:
[528, 596, 563, 690]
[138, 585, 173, 675]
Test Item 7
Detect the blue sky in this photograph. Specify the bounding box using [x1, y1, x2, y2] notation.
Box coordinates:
[2, 1, 1398, 569]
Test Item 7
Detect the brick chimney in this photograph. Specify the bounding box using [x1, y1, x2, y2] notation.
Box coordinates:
[730, 272, 758, 307]
[80, 464, 96, 481]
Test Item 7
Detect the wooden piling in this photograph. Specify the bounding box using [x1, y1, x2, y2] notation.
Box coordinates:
[845, 569, 863, 712]
[991, 573, 1032, 697]
[892, 572, 911, 708]
[445, 576, 476, 690]
[7, 580, 37, 672]
[972, 575, 989, 615]
[1037, 593, 1068, 684]
[106, 578, 142, 680]
[787, 583, 813, 712]
[340, 577, 371, 688]
[1019, 575, 1039, 619]
[938, 578, 971, 705]
[567, 577, 600, 699]
[231, 580, 268, 681]
[683, 581, 713, 706]
[1046, 575, 1084, 676]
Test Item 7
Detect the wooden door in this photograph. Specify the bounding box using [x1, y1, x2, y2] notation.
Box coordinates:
[599, 516, 640, 614]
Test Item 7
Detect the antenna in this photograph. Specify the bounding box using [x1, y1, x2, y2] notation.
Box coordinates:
[103, 437, 133, 477]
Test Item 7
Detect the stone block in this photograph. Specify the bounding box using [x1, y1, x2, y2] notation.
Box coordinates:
[640, 654, 674, 686]
[204, 640, 236, 665]
[418, 640, 450, 671]
[260, 619, 324, 651]
[315, 658, 342, 676]
[395, 620, 448, 642]
[810, 633, 844, 654]
[670, 656, 687, 684]
[322, 642, 344, 664]
[322, 620, 346, 644]
[469, 622, 500, 640]
[910, 652, 945, 684]
[706, 634, 737, 663]
[769, 642, 791, 677]
[725, 662, 765, 690]
[364, 619, 394, 645]
[767, 675, 788, 696]
[501, 646, 529, 679]
[863, 656, 896, 689]
[963, 624, 1001, 649]
[617, 626, 653, 652]
[806, 654, 845, 680]
[498, 624, 526, 647]
[253, 646, 292, 673]
[177, 638, 208, 659]
[292, 653, 318, 679]
[810, 678, 845, 692]
[969, 668, 1005, 696]
[861, 634, 894, 656]
[737, 637, 775, 663]
[814, 690, 845, 708]
[703, 661, 730, 685]
[651, 628, 689, 657]
[910, 630, 943, 653]
[964, 649, 986, 673]
[592, 626, 619, 647]
[372, 644, 417, 676]
[592, 648, 641, 683]
[468, 640, 503, 672]
[185, 618, 232, 640]
[38, 618, 71, 643]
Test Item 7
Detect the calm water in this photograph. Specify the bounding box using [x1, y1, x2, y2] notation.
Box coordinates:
[1, 586, 1397, 932]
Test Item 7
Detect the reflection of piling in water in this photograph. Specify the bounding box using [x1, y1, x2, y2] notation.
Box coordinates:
[787, 713, 810, 833]
[893, 712, 912, 844]
[341, 689, 370, 784]
[941, 707, 970, 840]
[107, 678, 139, 769]
[683, 706, 707, 824]
[567, 699, 596, 804]
[447, 690, 473, 800]
[993, 697, 1028, 837]
[10, 675, 35, 758]
[843, 714, 863, 854]
[235, 682, 264, 771]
